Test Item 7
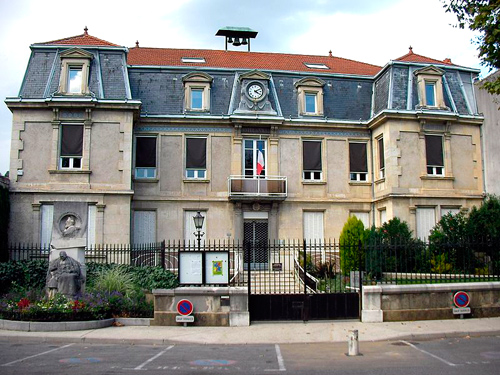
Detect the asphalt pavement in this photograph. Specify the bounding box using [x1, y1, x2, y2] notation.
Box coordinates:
[0, 317, 499, 345]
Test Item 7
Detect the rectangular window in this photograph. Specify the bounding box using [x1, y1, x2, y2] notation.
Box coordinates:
[351, 212, 370, 229]
[305, 93, 317, 114]
[186, 137, 207, 179]
[184, 210, 207, 246]
[425, 82, 436, 106]
[349, 142, 368, 181]
[303, 211, 325, 260]
[378, 137, 385, 179]
[60, 124, 83, 169]
[416, 207, 435, 241]
[133, 211, 156, 245]
[191, 89, 203, 110]
[135, 136, 157, 178]
[244, 139, 266, 177]
[425, 135, 444, 176]
[379, 209, 387, 226]
[40, 204, 54, 247]
[68, 67, 83, 94]
[303, 140, 322, 181]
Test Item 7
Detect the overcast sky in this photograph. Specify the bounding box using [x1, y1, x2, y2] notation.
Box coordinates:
[0, 0, 489, 175]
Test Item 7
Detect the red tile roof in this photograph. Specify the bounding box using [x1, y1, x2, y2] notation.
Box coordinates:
[395, 47, 454, 66]
[36, 28, 120, 47]
[127, 47, 382, 76]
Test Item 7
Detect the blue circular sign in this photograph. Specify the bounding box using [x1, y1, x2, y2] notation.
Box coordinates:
[453, 291, 470, 308]
[177, 299, 194, 316]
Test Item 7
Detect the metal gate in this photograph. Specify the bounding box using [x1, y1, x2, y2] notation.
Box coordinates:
[247, 239, 361, 321]
[244, 220, 269, 270]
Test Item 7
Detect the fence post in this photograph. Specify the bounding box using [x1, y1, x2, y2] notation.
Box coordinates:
[303, 239, 307, 295]
[358, 240, 363, 318]
[160, 240, 166, 270]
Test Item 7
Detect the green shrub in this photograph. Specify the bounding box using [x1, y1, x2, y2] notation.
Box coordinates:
[0, 260, 48, 295]
[90, 266, 137, 297]
[339, 215, 366, 274]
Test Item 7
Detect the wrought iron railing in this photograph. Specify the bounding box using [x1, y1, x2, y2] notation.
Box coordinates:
[228, 175, 287, 199]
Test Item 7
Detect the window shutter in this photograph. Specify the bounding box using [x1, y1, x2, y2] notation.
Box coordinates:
[351, 212, 369, 229]
[303, 141, 322, 171]
[378, 138, 385, 169]
[40, 205, 54, 246]
[61, 125, 83, 156]
[87, 205, 97, 246]
[349, 143, 367, 172]
[303, 212, 324, 241]
[416, 208, 435, 241]
[136, 137, 157, 168]
[133, 211, 156, 244]
[184, 210, 206, 245]
[186, 138, 207, 168]
[425, 135, 444, 166]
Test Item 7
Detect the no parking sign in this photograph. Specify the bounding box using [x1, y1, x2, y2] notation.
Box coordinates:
[453, 291, 471, 315]
[176, 299, 195, 323]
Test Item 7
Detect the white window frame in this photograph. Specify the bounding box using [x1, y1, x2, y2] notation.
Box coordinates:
[59, 124, 84, 170]
[243, 138, 267, 178]
[182, 72, 213, 112]
[304, 92, 317, 114]
[295, 77, 325, 116]
[184, 210, 207, 246]
[185, 136, 207, 180]
[134, 136, 157, 179]
[377, 137, 385, 179]
[190, 88, 204, 110]
[426, 135, 445, 177]
[302, 139, 323, 181]
[57, 48, 93, 95]
[425, 81, 437, 107]
[349, 142, 369, 182]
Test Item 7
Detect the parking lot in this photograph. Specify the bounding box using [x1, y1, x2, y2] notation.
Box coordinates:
[0, 336, 498, 374]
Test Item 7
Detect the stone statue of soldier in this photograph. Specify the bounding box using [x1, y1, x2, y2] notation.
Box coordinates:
[46, 251, 84, 299]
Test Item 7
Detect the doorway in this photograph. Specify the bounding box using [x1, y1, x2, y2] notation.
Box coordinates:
[244, 219, 269, 270]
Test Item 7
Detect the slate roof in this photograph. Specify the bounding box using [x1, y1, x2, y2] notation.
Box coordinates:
[127, 47, 382, 76]
[395, 47, 454, 66]
[36, 28, 120, 47]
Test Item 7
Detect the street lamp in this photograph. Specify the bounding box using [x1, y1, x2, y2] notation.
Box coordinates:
[193, 211, 205, 251]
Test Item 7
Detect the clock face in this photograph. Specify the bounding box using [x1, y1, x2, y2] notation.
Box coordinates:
[248, 83, 264, 100]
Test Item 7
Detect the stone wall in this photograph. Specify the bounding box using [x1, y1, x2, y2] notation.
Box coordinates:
[362, 282, 500, 322]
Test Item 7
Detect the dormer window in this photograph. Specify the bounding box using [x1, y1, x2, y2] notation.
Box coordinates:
[304, 63, 329, 70]
[414, 66, 446, 109]
[181, 57, 206, 63]
[425, 81, 436, 106]
[182, 72, 213, 112]
[295, 77, 325, 116]
[68, 67, 83, 94]
[57, 48, 93, 95]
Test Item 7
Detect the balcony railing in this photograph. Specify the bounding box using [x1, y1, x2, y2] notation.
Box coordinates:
[228, 175, 287, 200]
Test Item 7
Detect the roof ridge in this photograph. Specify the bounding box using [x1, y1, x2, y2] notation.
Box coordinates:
[395, 47, 453, 66]
[36, 32, 120, 47]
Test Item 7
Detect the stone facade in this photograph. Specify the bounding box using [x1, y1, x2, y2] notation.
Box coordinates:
[5, 31, 485, 245]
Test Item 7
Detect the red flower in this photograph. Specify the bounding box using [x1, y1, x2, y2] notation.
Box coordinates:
[17, 298, 30, 310]
[71, 300, 85, 311]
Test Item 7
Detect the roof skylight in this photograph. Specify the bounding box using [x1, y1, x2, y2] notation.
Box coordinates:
[304, 63, 329, 70]
[182, 57, 206, 63]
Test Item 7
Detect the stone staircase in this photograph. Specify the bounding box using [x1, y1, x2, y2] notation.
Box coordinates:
[241, 269, 304, 294]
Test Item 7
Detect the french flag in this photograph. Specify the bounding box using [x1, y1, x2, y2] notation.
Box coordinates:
[256, 143, 265, 175]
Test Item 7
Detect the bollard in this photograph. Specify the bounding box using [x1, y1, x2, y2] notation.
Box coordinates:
[347, 330, 359, 356]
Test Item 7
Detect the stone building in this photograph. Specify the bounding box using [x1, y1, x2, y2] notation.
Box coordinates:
[5, 28, 485, 247]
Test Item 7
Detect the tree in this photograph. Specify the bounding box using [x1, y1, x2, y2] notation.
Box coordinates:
[443, 0, 500, 94]
[339, 216, 366, 274]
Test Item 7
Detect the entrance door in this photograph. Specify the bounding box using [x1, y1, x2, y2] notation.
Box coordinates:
[244, 220, 269, 270]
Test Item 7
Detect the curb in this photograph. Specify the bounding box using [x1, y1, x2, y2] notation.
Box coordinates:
[0, 318, 114, 332]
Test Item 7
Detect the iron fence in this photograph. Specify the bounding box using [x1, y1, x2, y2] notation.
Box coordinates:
[6, 238, 499, 288]
[364, 238, 500, 285]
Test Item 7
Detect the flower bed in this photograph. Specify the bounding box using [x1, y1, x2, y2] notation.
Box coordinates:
[0, 291, 153, 322]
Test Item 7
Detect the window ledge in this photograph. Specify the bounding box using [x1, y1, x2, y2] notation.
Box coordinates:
[185, 109, 210, 114]
[49, 169, 91, 175]
[349, 181, 371, 186]
[133, 178, 159, 183]
[375, 177, 386, 184]
[420, 175, 455, 181]
[302, 181, 326, 185]
[183, 179, 210, 183]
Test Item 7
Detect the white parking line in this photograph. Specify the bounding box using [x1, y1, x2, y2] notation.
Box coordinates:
[265, 344, 286, 372]
[133, 345, 175, 370]
[400, 340, 458, 367]
[1, 343, 75, 366]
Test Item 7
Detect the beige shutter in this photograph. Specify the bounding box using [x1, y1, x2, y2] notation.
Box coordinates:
[416, 208, 436, 241]
[133, 211, 156, 244]
[184, 210, 207, 247]
[351, 212, 370, 229]
[87, 205, 97, 246]
[40, 205, 54, 246]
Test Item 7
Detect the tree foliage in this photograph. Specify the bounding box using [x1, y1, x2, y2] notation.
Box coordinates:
[443, 0, 500, 94]
[339, 215, 366, 274]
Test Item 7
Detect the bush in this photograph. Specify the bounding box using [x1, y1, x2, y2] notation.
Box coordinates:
[339, 216, 366, 274]
[91, 265, 137, 297]
[0, 260, 48, 295]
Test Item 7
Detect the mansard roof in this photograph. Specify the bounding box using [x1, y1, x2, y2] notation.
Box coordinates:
[35, 28, 120, 47]
[395, 47, 454, 66]
[127, 47, 382, 76]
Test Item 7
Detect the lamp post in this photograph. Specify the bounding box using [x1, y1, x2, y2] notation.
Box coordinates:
[193, 211, 205, 251]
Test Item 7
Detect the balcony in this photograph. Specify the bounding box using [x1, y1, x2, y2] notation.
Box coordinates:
[228, 175, 287, 201]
